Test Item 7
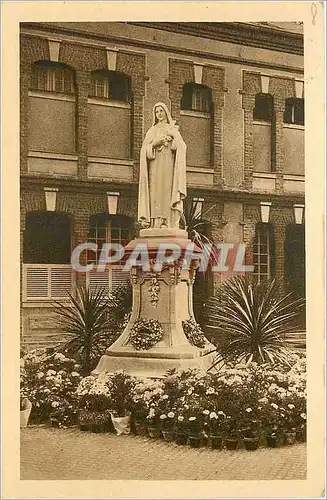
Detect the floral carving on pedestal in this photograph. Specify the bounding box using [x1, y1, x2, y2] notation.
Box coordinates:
[148, 277, 160, 307]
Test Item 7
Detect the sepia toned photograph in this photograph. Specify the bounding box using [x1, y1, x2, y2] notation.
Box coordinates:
[1, 2, 325, 499]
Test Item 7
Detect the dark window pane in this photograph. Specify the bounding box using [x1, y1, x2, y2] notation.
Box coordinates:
[253, 94, 273, 121]
[284, 98, 304, 125]
[24, 212, 71, 264]
[181, 83, 212, 112]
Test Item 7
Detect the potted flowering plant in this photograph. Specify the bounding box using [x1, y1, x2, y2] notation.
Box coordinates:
[258, 399, 281, 447]
[207, 410, 227, 450]
[279, 401, 299, 445]
[107, 372, 136, 435]
[237, 407, 261, 451]
[146, 406, 162, 438]
[76, 374, 112, 432]
[224, 415, 239, 450]
[174, 413, 188, 445]
[159, 411, 176, 442]
[130, 378, 164, 435]
[175, 394, 205, 448]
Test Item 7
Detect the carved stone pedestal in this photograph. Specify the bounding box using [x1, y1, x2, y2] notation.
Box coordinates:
[93, 230, 215, 378]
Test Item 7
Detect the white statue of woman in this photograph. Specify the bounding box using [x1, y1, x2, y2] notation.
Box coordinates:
[138, 102, 187, 229]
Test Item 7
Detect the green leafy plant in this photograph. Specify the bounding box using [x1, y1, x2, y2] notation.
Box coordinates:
[54, 285, 114, 375]
[129, 318, 163, 350]
[108, 372, 136, 417]
[205, 275, 305, 368]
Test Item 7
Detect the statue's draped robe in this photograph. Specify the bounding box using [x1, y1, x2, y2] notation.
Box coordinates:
[138, 106, 186, 228]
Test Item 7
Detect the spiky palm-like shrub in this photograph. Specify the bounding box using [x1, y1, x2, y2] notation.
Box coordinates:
[205, 275, 305, 368]
[181, 202, 218, 324]
[54, 285, 113, 375]
[180, 201, 217, 264]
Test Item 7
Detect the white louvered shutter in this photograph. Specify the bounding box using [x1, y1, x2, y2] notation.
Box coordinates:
[25, 267, 49, 299]
[51, 267, 72, 298]
[87, 270, 110, 296]
[110, 267, 130, 291]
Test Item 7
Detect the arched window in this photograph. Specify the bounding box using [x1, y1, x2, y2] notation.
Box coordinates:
[284, 98, 304, 126]
[253, 93, 274, 122]
[89, 70, 131, 102]
[30, 61, 75, 94]
[181, 83, 212, 113]
[23, 212, 71, 264]
[29, 61, 76, 155]
[252, 223, 275, 282]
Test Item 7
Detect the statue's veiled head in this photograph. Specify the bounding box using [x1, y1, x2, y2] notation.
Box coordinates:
[152, 102, 173, 126]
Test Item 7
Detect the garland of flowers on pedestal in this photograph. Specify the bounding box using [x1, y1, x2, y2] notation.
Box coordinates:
[129, 317, 163, 350]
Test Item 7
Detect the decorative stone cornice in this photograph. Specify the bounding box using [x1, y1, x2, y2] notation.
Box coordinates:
[128, 22, 304, 56]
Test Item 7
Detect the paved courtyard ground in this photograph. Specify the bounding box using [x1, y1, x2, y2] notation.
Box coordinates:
[21, 426, 307, 480]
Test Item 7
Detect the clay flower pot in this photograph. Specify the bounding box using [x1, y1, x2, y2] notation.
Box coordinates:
[284, 431, 297, 445]
[188, 434, 201, 448]
[243, 436, 260, 451]
[210, 435, 223, 450]
[225, 437, 239, 451]
[175, 431, 188, 445]
[147, 426, 161, 439]
[266, 434, 279, 448]
[162, 429, 174, 443]
[134, 420, 147, 436]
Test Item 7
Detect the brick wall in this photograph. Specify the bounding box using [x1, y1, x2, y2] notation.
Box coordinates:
[242, 71, 296, 192]
[20, 35, 146, 182]
[168, 59, 225, 186]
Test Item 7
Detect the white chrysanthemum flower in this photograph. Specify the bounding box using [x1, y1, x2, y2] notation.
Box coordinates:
[245, 408, 252, 413]
[167, 412, 175, 418]
[189, 416, 196, 421]
[209, 412, 218, 419]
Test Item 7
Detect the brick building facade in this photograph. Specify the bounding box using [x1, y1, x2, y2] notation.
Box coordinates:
[20, 22, 305, 347]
